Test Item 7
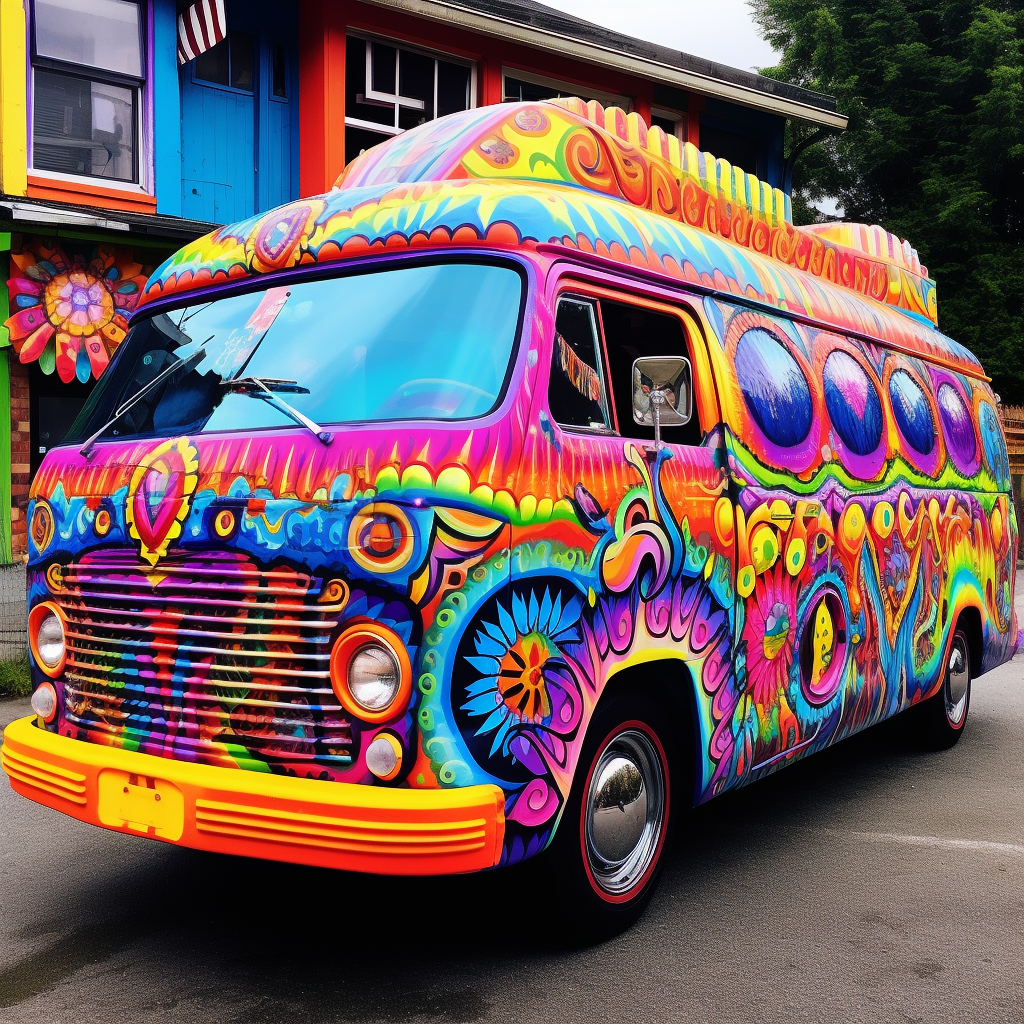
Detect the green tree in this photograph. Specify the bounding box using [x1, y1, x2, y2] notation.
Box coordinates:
[753, 0, 1024, 402]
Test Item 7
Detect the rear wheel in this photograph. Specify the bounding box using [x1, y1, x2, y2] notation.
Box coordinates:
[914, 625, 972, 750]
[542, 693, 676, 943]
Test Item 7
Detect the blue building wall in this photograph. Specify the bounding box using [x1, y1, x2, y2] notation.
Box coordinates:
[700, 98, 786, 189]
[153, 0, 182, 218]
[153, 0, 299, 223]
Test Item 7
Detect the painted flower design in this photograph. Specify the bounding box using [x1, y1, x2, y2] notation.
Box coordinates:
[461, 587, 584, 772]
[4, 237, 149, 382]
[742, 562, 797, 706]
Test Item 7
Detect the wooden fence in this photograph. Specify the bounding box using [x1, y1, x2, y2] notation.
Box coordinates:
[1000, 405, 1024, 476]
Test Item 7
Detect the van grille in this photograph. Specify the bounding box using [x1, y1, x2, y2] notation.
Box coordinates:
[54, 550, 353, 778]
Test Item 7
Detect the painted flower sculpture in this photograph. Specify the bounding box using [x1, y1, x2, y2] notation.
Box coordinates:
[4, 237, 151, 382]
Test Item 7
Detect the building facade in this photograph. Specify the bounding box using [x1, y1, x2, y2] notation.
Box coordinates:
[0, 0, 843, 562]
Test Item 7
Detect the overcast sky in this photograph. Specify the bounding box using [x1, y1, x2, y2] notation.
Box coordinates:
[539, 0, 779, 74]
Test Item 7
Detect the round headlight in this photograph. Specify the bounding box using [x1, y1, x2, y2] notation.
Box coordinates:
[365, 732, 403, 781]
[31, 682, 58, 723]
[29, 602, 66, 677]
[349, 644, 401, 712]
[37, 613, 64, 667]
[330, 624, 412, 723]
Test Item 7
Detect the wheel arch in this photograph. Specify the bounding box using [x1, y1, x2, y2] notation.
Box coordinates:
[954, 604, 984, 678]
[598, 653, 702, 810]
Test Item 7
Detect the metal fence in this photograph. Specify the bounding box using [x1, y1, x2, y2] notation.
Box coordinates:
[0, 562, 26, 662]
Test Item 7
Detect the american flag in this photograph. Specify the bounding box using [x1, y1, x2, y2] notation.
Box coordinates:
[177, 0, 227, 65]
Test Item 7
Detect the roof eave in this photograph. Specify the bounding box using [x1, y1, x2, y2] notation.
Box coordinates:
[0, 194, 217, 242]
[358, 0, 849, 129]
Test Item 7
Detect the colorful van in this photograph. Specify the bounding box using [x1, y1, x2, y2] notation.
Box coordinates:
[4, 98, 1017, 936]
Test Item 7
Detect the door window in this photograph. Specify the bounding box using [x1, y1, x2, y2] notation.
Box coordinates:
[193, 30, 254, 92]
[548, 292, 705, 444]
[180, 7, 297, 224]
[599, 300, 703, 446]
[548, 298, 613, 432]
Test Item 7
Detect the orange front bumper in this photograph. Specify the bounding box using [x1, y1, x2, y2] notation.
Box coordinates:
[2, 716, 505, 875]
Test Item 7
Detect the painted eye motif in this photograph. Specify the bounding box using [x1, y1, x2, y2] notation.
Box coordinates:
[362, 515, 402, 555]
[348, 503, 414, 573]
[800, 589, 847, 706]
[30, 502, 54, 551]
[889, 369, 934, 455]
[735, 328, 813, 448]
[823, 350, 883, 456]
[936, 381, 977, 472]
[214, 509, 236, 537]
[94, 508, 112, 536]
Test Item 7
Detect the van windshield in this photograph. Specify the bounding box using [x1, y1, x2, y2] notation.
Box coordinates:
[66, 261, 524, 445]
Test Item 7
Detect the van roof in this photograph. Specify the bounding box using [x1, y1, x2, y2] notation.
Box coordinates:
[141, 100, 984, 380]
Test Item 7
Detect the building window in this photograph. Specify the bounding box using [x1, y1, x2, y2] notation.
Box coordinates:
[271, 44, 288, 99]
[651, 106, 688, 144]
[344, 35, 474, 165]
[698, 123, 760, 175]
[193, 30, 255, 92]
[501, 69, 629, 110]
[30, 0, 144, 184]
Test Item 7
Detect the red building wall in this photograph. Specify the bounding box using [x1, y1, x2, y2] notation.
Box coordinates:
[298, 0, 702, 196]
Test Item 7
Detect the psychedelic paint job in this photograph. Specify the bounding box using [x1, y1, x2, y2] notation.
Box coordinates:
[13, 99, 1018, 874]
[701, 296, 1016, 784]
[143, 98, 943, 338]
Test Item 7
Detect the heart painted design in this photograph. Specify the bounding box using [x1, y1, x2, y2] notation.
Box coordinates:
[132, 463, 183, 554]
[126, 438, 200, 566]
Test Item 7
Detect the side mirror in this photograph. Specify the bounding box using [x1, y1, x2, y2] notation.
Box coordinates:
[631, 356, 692, 448]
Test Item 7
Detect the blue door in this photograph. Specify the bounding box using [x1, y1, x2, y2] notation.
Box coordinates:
[180, 0, 298, 223]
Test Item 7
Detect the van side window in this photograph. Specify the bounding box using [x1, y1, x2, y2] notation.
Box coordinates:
[600, 300, 703, 446]
[548, 298, 613, 431]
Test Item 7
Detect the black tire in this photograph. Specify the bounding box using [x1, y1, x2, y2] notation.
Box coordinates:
[914, 625, 972, 750]
[538, 692, 678, 944]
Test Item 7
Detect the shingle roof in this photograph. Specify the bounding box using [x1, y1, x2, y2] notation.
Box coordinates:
[383, 0, 841, 120]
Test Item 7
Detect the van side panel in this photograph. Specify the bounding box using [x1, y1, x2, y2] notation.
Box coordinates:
[700, 296, 1016, 788]
[446, 274, 741, 865]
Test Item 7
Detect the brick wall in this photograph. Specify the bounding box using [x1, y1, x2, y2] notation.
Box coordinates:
[9, 355, 30, 559]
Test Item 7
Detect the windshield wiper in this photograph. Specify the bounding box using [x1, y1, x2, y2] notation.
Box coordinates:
[222, 377, 309, 394]
[79, 335, 215, 459]
[222, 376, 333, 445]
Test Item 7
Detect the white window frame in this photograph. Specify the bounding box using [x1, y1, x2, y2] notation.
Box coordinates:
[27, 0, 150, 192]
[651, 106, 688, 144]
[501, 68, 630, 110]
[345, 32, 477, 138]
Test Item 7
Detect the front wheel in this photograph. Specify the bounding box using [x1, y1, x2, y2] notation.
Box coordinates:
[914, 626, 972, 750]
[541, 694, 676, 943]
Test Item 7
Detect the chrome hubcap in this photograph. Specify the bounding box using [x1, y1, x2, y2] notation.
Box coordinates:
[945, 634, 970, 726]
[584, 729, 665, 895]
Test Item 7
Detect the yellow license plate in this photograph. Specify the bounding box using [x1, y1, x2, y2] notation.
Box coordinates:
[97, 770, 185, 841]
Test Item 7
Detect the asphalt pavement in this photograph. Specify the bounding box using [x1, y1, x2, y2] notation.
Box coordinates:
[1, 583, 1022, 1024]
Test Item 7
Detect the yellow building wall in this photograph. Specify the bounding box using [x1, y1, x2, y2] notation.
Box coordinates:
[0, 0, 28, 197]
